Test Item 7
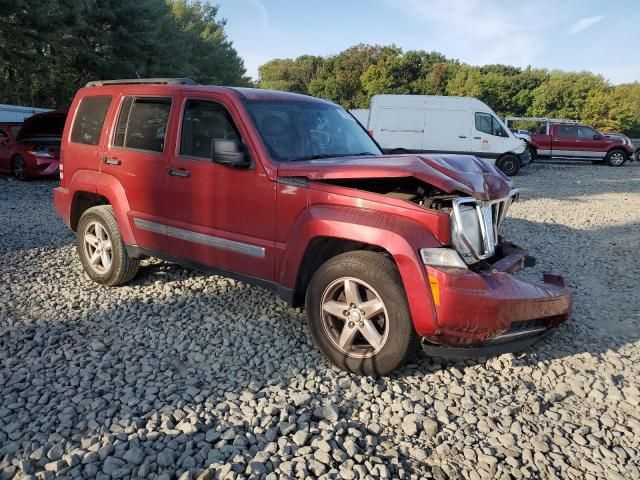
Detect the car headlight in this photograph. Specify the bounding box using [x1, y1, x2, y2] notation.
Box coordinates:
[420, 248, 467, 269]
[451, 205, 484, 263]
[28, 149, 52, 158]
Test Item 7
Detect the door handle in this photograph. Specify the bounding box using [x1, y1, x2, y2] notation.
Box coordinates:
[167, 167, 191, 177]
[459, 135, 467, 138]
[473, 136, 481, 140]
[102, 156, 121, 166]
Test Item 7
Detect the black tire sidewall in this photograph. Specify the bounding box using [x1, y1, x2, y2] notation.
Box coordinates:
[76, 207, 130, 286]
[305, 251, 417, 376]
[497, 154, 520, 176]
[606, 149, 626, 167]
[13, 155, 27, 181]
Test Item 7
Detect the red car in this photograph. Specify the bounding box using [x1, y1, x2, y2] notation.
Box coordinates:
[529, 122, 633, 166]
[54, 78, 572, 376]
[0, 111, 66, 180]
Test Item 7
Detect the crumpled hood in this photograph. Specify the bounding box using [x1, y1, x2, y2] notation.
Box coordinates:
[277, 154, 513, 201]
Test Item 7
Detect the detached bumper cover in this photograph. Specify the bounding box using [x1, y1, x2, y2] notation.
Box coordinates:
[423, 243, 573, 352]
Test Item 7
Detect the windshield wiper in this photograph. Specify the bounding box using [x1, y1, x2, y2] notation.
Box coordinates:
[289, 152, 378, 162]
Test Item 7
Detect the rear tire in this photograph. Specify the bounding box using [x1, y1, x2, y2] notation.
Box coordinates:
[605, 149, 626, 167]
[305, 251, 419, 376]
[76, 206, 139, 286]
[12, 155, 28, 181]
[496, 154, 520, 176]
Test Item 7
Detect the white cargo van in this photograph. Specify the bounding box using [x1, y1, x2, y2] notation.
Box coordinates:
[354, 95, 530, 175]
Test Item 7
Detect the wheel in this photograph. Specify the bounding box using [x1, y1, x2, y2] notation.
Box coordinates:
[12, 155, 28, 181]
[305, 251, 419, 376]
[635, 150, 640, 162]
[496, 154, 520, 176]
[76, 205, 139, 286]
[605, 149, 626, 167]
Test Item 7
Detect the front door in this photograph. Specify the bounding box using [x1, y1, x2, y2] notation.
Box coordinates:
[576, 125, 607, 159]
[101, 95, 174, 252]
[164, 96, 276, 281]
[471, 112, 509, 158]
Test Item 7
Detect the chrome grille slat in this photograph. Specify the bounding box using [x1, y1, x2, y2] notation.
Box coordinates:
[451, 189, 519, 263]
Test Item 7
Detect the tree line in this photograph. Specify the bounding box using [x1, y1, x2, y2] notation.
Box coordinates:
[258, 44, 640, 137]
[0, 0, 250, 109]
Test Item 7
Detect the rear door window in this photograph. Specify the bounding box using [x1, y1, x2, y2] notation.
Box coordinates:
[113, 97, 172, 153]
[557, 125, 577, 138]
[70, 96, 112, 145]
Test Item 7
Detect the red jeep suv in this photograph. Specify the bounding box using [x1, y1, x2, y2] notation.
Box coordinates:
[54, 78, 572, 376]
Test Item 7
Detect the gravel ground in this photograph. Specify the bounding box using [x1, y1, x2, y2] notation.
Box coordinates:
[1, 161, 639, 480]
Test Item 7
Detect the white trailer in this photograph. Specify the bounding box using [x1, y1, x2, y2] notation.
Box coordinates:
[0, 104, 51, 123]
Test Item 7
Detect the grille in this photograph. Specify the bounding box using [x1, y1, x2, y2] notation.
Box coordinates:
[451, 189, 519, 262]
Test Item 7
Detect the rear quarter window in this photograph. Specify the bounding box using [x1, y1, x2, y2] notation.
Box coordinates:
[70, 96, 112, 145]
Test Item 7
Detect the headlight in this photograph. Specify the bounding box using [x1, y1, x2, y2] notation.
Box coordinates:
[451, 205, 483, 263]
[420, 248, 467, 269]
[28, 149, 52, 158]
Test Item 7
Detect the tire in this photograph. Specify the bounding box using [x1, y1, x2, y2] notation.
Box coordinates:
[496, 154, 520, 176]
[305, 251, 419, 376]
[605, 149, 626, 167]
[12, 155, 28, 181]
[528, 147, 536, 163]
[76, 205, 139, 286]
[635, 150, 640, 163]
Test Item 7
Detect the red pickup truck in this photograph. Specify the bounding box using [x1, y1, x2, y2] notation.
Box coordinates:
[529, 123, 634, 166]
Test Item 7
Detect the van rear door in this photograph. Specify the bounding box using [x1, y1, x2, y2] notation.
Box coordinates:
[423, 109, 470, 154]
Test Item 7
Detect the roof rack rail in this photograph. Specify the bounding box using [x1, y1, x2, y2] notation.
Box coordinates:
[504, 116, 580, 126]
[85, 78, 197, 87]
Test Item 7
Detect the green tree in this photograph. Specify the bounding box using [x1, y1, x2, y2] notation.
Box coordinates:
[258, 55, 322, 93]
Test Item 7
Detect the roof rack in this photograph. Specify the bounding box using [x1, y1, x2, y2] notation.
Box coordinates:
[85, 78, 197, 87]
[504, 116, 580, 126]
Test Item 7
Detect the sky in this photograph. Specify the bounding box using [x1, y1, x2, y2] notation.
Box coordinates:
[217, 0, 639, 85]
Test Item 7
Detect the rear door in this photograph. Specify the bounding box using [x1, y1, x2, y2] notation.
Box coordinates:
[101, 95, 174, 253]
[372, 108, 424, 152]
[423, 109, 470, 153]
[552, 125, 578, 158]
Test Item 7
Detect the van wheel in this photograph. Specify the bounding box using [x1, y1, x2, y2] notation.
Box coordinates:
[305, 251, 419, 376]
[76, 206, 139, 286]
[12, 155, 28, 181]
[606, 149, 626, 167]
[496, 154, 520, 176]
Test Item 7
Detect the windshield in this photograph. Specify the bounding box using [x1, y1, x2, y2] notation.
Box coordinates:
[245, 99, 381, 162]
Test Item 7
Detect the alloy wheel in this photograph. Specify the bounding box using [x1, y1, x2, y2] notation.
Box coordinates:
[83, 221, 113, 274]
[13, 157, 27, 181]
[610, 152, 625, 166]
[320, 277, 390, 358]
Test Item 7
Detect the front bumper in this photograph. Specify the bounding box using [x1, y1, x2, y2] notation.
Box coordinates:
[518, 148, 533, 166]
[28, 156, 60, 177]
[422, 242, 573, 355]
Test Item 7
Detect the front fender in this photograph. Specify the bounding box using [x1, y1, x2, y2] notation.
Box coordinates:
[279, 205, 443, 336]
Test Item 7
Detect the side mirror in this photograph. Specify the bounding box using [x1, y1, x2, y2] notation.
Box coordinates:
[211, 139, 251, 168]
[593, 133, 604, 140]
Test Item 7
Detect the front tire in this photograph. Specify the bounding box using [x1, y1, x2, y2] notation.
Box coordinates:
[305, 251, 418, 376]
[496, 154, 520, 176]
[12, 155, 28, 181]
[76, 206, 139, 286]
[606, 149, 626, 167]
